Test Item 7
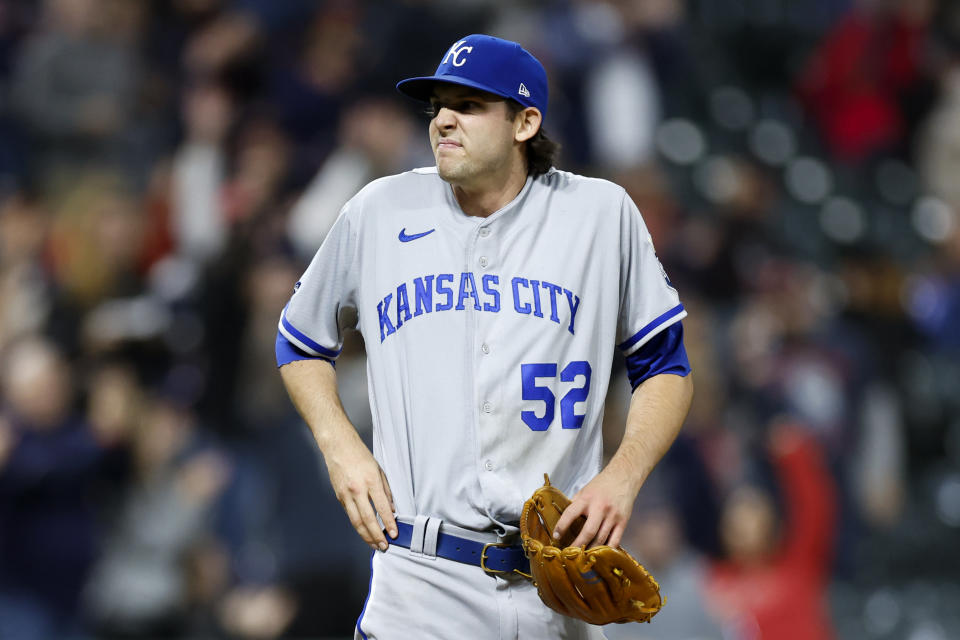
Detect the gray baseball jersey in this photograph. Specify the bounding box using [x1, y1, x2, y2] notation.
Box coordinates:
[279, 165, 685, 535]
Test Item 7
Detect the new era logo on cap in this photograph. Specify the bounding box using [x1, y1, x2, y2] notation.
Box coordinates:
[396, 34, 548, 118]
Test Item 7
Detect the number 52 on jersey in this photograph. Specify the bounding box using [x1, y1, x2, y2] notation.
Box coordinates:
[520, 360, 591, 431]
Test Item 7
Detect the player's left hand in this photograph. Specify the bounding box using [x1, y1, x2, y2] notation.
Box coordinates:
[551, 467, 641, 549]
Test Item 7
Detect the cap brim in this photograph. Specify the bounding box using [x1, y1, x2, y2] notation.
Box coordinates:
[396, 74, 510, 103]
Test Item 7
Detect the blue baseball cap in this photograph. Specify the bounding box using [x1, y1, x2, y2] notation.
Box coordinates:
[396, 34, 548, 118]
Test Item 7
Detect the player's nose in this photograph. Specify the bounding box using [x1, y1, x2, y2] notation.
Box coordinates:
[433, 106, 457, 129]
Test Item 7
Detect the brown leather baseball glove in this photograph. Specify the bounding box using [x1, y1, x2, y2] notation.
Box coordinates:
[520, 474, 664, 625]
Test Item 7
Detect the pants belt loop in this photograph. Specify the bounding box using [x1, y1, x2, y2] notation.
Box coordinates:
[410, 515, 429, 555]
[423, 518, 442, 557]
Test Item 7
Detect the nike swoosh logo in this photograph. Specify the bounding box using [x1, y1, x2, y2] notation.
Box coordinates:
[398, 228, 435, 242]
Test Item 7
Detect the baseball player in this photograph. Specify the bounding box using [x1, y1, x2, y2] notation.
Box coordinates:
[277, 34, 693, 639]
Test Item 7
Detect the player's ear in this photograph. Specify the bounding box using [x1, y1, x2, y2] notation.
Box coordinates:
[514, 107, 542, 143]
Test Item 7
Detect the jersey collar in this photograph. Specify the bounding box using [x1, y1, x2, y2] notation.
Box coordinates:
[442, 174, 534, 228]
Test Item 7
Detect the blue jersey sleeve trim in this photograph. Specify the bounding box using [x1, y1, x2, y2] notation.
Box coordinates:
[279, 305, 342, 358]
[625, 322, 691, 390]
[276, 331, 334, 368]
[618, 303, 686, 352]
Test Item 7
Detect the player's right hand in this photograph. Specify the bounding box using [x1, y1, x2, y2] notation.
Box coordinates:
[323, 433, 397, 551]
[552, 464, 640, 549]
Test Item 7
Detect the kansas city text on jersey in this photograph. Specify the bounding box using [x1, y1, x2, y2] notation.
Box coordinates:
[376, 272, 582, 343]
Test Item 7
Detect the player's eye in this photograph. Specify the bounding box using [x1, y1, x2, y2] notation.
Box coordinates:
[427, 101, 452, 117]
[426, 99, 482, 117]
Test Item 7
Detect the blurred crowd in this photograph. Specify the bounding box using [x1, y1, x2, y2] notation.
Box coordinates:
[0, 0, 959, 639]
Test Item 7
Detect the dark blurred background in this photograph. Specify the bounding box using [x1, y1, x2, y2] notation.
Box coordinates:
[0, 0, 958, 639]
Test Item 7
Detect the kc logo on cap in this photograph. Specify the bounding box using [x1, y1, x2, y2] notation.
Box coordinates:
[442, 40, 473, 67]
[396, 34, 549, 118]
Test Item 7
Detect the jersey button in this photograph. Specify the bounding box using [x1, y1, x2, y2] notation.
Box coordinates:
[484, 459, 494, 471]
[480, 343, 490, 354]
[479, 227, 490, 238]
[478, 256, 489, 268]
[482, 402, 493, 414]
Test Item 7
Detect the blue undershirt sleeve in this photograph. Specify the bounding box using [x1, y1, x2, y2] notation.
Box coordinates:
[624, 322, 690, 391]
[276, 330, 335, 368]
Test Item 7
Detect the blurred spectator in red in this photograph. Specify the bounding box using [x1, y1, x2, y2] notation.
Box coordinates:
[796, 0, 934, 162]
[706, 421, 838, 640]
[0, 335, 129, 640]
